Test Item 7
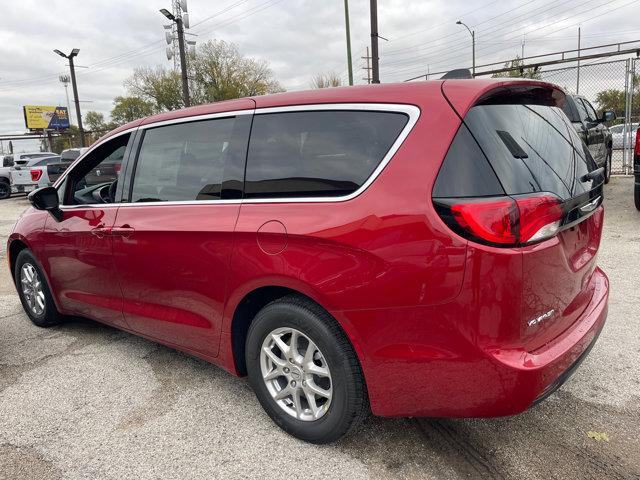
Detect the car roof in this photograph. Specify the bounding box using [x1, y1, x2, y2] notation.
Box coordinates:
[95, 78, 564, 144]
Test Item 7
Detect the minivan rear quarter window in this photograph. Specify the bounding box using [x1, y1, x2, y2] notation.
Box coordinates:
[244, 110, 409, 198]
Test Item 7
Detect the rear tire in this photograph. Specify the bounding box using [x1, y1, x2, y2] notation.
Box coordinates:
[0, 179, 10, 200]
[604, 148, 612, 184]
[14, 249, 63, 327]
[245, 295, 368, 444]
[634, 178, 640, 211]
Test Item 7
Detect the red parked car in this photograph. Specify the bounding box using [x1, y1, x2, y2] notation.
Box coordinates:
[8, 79, 608, 444]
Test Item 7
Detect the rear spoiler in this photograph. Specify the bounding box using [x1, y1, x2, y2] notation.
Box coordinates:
[441, 79, 566, 119]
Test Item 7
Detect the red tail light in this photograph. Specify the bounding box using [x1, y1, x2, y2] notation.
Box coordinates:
[114, 163, 122, 174]
[30, 169, 43, 182]
[436, 194, 563, 247]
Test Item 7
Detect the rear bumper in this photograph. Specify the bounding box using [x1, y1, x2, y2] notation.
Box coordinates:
[341, 267, 608, 418]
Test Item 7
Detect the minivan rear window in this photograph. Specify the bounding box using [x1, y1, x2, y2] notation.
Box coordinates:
[244, 110, 408, 198]
[460, 104, 598, 200]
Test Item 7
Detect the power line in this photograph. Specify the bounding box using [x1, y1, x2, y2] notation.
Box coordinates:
[387, 0, 620, 80]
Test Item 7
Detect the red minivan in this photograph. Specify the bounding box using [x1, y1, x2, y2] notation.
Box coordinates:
[8, 79, 608, 443]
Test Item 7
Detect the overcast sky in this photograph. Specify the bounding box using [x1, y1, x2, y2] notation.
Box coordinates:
[2, 0, 640, 151]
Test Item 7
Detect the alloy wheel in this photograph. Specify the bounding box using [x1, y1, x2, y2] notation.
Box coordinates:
[20, 263, 45, 316]
[260, 327, 332, 421]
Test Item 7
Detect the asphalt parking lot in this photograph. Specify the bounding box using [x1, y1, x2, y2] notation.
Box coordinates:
[0, 177, 639, 480]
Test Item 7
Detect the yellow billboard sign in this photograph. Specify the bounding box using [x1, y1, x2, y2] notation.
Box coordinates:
[23, 105, 70, 130]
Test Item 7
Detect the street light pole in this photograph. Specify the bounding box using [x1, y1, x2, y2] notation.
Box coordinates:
[160, 8, 191, 107]
[53, 48, 85, 147]
[456, 21, 475, 77]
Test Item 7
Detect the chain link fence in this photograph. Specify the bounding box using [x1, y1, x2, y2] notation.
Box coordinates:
[539, 58, 636, 175]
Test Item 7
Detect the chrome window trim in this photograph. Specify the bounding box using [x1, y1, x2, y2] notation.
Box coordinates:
[57, 102, 420, 208]
[138, 109, 253, 130]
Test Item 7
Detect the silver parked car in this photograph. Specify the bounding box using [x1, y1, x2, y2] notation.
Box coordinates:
[610, 123, 639, 149]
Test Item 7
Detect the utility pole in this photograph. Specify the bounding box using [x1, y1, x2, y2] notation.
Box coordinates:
[576, 26, 581, 94]
[362, 47, 372, 84]
[456, 20, 475, 77]
[369, 0, 380, 83]
[160, 8, 191, 107]
[53, 48, 85, 147]
[344, 0, 353, 86]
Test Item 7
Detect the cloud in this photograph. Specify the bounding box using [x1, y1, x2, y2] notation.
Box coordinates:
[1, 0, 639, 152]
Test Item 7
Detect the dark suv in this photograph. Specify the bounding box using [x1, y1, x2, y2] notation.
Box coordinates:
[562, 94, 615, 182]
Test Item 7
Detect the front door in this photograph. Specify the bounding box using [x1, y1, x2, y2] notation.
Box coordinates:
[39, 133, 132, 328]
[111, 113, 252, 357]
[578, 98, 605, 164]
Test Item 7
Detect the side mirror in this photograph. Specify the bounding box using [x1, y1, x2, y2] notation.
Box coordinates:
[28, 187, 62, 221]
[602, 110, 616, 123]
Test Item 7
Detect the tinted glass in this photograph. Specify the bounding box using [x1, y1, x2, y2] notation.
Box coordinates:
[33, 156, 61, 166]
[61, 150, 81, 161]
[582, 99, 598, 121]
[245, 110, 408, 198]
[574, 98, 589, 122]
[464, 104, 598, 200]
[131, 117, 236, 202]
[432, 124, 504, 198]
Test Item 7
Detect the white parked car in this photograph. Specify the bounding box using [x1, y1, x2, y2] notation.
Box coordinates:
[10, 155, 59, 194]
[610, 123, 638, 149]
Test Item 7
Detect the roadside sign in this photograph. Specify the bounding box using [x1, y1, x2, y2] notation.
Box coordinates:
[23, 105, 70, 130]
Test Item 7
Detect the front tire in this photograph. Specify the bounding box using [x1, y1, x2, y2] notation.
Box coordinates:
[0, 180, 10, 200]
[14, 249, 63, 327]
[245, 295, 368, 444]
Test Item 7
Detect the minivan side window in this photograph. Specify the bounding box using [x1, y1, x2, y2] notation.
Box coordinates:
[244, 110, 409, 198]
[131, 117, 240, 202]
[66, 133, 130, 205]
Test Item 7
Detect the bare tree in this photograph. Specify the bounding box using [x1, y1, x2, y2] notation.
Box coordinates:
[124, 40, 283, 111]
[311, 72, 343, 89]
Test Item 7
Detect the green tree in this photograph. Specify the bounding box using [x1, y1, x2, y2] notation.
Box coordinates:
[594, 89, 626, 116]
[492, 56, 541, 79]
[311, 72, 342, 89]
[125, 66, 184, 111]
[124, 39, 283, 111]
[84, 111, 106, 132]
[191, 40, 283, 103]
[111, 96, 155, 125]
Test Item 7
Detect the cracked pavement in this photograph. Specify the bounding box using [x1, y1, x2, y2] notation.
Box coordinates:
[1, 177, 639, 480]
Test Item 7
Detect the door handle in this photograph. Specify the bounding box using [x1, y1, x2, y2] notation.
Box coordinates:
[110, 225, 135, 237]
[90, 225, 110, 238]
[90, 225, 135, 237]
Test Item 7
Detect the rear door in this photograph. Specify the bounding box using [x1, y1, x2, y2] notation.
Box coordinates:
[111, 110, 252, 357]
[439, 88, 604, 350]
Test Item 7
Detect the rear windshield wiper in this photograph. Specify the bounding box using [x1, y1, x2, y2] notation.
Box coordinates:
[496, 130, 528, 159]
[580, 167, 604, 183]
